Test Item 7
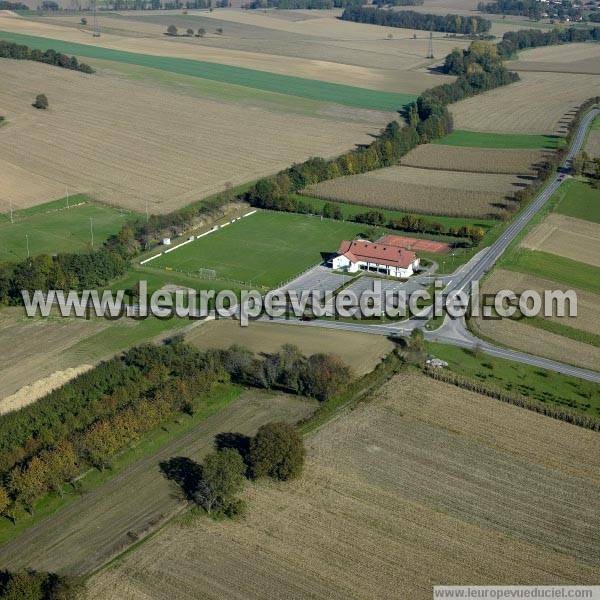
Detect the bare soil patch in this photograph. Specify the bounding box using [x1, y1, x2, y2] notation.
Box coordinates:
[521, 213, 600, 267]
[306, 165, 522, 217]
[0, 60, 380, 212]
[88, 372, 600, 599]
[0, 365, 92, 415]
[450, 71, 600, 135]
[186, 319, 394, 375]
[401, 144, 546, 174]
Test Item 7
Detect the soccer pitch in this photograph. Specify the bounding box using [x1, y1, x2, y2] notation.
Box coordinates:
[0, 196, 136, 261]
[152, 211, 368, 288]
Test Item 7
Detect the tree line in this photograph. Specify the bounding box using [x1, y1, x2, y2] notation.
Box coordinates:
[340, 6, 492, 34]
[0, 1, 28, 8]
[374, 0, 424, 6]
[0, 341, 351, 519]
[0, 570, 81, 600]
[496, 26, 600, 58]
[0, 40, 95, 74]
[246, 0, 363, 7]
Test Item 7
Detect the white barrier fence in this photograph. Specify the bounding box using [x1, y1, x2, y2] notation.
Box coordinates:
[139, 210, 257, 266]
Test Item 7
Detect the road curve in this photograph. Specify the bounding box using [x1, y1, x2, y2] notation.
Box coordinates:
[261, 107, 600, 383]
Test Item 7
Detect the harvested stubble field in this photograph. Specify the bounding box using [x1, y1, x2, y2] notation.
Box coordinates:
[586, 130, 600, 158]
[401, 144, 545, 174]
[26, 11, 467, 84]
[0, 308, 106, 405]
[88, 371, 600, 599]
[521, 213, 600, 268]
[0, 13, 441, 96]
[508, 42, 600, 76]
[0, 59, 385, 212]
[480, 269, 600, 337]
[305, 165, 522, 217]
[450, 71, 600, 135]
[186, 319, 394, 376]
[472, 315, 600, 371]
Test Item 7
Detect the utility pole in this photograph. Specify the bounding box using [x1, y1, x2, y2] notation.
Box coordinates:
[66, 186, 69, 209]
[10, 201, 13, 224]
[26, 234, 30, 258]
[427, 30, 434, 59]
[90, 217, 94, 249]
[146, 199, 149, 223]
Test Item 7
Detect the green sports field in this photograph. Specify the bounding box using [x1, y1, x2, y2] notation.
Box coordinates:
[432, 130, 565, 149]
[152, 211, 368, 288]
[0, 31, 415, 111]
[0, 196, 136, 261]
[554, 179, 600, 224]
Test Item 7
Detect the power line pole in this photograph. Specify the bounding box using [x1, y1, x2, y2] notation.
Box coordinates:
[146, 199, 149, 223]
[90, 217, 94, 249]
[10, 201, 13, 224]
[427, 30, 434, 59]
[66, 186, 69, 209]
[26, 233, 30, 258]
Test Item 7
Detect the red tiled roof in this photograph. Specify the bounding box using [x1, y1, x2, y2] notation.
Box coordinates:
[338, 239, 416, 269]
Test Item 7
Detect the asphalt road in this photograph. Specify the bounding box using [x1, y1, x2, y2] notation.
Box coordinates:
[263, 107, 600, 383]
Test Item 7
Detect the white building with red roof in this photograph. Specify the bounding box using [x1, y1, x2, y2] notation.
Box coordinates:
[330, 238, 420, 278]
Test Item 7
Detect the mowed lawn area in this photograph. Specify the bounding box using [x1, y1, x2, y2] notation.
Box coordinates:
[0, 196, 136, 261]
[0, 31, 415, 111]
[554, 179, 600, 223]
[432, 130, 565, 149]
[152, 211, 367, 288]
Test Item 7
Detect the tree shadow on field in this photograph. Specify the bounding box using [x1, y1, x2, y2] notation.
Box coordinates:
[159, 456, 202, 501]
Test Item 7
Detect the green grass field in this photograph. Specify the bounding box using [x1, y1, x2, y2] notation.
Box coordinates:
[428, 342, 600, 418]
[554, 179, 600, 223]
[504, 249, 600, 294]
[0, 196, 136, 261]
[152, 211, 369, 288]
[432, 130, 565, 149]
[0, 31, 415, 111]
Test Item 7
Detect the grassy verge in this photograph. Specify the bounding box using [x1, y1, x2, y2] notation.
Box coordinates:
[0, 31, 416, 111]
[0, 383, 242, 547]
[426, 342, 600, 418]
[553, 178, 600, 223]
[431, 130, 565, 149]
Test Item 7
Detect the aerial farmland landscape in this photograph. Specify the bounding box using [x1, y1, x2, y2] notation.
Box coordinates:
[0, 0, 599, 598]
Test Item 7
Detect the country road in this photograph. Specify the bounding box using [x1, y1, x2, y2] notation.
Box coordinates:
[260, 106, 600, 383]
